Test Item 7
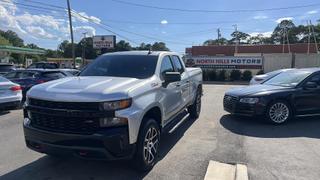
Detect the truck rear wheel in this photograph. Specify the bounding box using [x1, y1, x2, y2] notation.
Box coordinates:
[134, 118, 160, 171]
[188, 88, 202, 119]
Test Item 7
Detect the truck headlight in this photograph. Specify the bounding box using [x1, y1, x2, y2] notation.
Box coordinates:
[239, 98, 259, 104]
[99, 117, 128, 127]
[100, 99, 132, 111]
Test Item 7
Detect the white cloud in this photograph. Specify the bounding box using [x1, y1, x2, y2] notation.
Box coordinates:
[275, 17, 293, 23]
[307, 10, 318, 14]
[160, 20, 168, 25]
[16, 13, 64, 30]
[253, 15, 268, 20]
[249, 31, 272, 37]
[74, 26, 96, 36]
[26, 26, 56, 39]
[73, 11, 101, 24]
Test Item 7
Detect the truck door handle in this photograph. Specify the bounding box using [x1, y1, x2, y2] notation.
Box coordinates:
[186, 80, 190, 83]
[176, 83, 181, 87]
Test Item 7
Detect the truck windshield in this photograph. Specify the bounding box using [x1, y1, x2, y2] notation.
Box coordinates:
[80, 55, 158, 79]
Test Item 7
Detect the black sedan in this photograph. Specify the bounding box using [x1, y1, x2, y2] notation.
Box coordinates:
[224, 68, 320, 124]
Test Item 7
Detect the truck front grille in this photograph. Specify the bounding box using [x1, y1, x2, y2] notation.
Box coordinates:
[30, 112, 100, 135]
[29, 98, 100, 111]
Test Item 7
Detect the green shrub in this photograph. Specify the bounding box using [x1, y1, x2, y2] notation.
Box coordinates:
[218, 70, 226, 81]
[230, 70, 242, 81]
[256, 70, 264, 75]
[209, 70, 217, 81]
[242, 70, 253, 81]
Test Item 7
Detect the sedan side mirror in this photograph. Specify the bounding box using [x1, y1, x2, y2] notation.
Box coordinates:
[163, 72, 181, 87]
[303, 82, 318, 89]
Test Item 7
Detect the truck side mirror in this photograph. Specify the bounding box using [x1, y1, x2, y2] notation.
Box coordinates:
[303, 82, 317, 89]
[163, 72, 181, 87]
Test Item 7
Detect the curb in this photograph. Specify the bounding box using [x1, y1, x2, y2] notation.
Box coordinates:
[204, 161, 248, 180]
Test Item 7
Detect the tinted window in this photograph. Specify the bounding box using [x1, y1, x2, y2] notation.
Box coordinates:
[160, 56, 174, 80]
[308, 74, 320, 86]
[171, 56, 184, 73]
[0, 65, 14, 72]
[264, 71, 312, 87]
[80, 55, 158, 79]
[44, 63, 58, 69]
[4, 72, 18, 79]
[21, 72, 37, 78]
[42, 72, 66, 79]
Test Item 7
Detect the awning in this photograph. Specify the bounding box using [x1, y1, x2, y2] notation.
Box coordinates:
[0, 45, 46, 55]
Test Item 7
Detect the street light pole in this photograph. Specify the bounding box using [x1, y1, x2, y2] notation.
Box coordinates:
[67, 0, 75, 68]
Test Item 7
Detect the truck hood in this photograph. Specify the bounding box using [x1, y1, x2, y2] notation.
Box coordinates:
[226, 84, 292, 97]
[28, 76, 143, 102]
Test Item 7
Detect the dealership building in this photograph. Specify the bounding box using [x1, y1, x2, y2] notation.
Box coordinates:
[184, 43, 319, 73]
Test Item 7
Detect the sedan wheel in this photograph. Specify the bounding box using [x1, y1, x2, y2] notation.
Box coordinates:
[268, 102, 291, 124]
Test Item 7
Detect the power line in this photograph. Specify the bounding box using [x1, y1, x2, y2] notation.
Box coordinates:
[0, 0, 66, 12]
[110, 0, 320, 13]
[71, 11, 192, 46]
[23, 0, 66, 10]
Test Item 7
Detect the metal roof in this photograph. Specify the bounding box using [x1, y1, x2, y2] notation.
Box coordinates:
[0, 45, 45, 55]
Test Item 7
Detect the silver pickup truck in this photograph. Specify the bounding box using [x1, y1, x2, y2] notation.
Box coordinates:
[23, 51, 202, 171]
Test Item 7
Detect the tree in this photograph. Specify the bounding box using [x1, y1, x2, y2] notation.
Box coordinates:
[151, 42, 169, 51]
[271, 20, 298, 44]
[0, 30, 24, 47]
[0, 35, 11, 45]
[230, 31, 250, 44]
[203, 38, 228, 45]
[115, 40, 132, 51]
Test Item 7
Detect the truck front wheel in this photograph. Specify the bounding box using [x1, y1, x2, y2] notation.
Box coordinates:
[134, 118, 160, 171]
[188, 88, 202, 119]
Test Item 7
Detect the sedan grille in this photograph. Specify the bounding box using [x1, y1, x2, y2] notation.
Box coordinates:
[223, 95, 238, 110]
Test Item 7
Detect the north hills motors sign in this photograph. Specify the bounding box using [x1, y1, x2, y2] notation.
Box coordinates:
[185, 56, 263, 69]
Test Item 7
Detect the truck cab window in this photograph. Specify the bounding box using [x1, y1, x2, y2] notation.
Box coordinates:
[160, 56, 174, 80]
[172, 56, 184, 74]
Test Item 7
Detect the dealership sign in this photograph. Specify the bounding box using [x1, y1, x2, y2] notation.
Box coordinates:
[93, 35, 116, 49]
[185, 56, 263, 69]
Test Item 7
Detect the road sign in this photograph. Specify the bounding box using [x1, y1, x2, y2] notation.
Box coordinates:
[93, 35, 116, 49]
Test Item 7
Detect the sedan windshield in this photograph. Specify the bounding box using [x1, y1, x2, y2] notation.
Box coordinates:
[80, 55, 158, 79]
[264, 71, 312, 87]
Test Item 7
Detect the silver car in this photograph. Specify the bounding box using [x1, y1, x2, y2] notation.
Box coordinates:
[250, 69, 294, 85]
[0, 77, 22, 111]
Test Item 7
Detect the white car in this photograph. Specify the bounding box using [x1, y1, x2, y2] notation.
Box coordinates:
[250, 69, 294, 85]
[0, 77, 22, 111]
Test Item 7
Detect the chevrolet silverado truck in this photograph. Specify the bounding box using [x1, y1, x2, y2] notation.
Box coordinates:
[23, 51, 202, 171]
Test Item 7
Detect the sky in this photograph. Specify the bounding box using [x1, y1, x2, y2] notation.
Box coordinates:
[0, 0, 319, 54]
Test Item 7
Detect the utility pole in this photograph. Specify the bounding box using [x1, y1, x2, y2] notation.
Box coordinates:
[307, 20, 312, 54]
[286, 28, 291, 53]
[282, 27, 286, 53]
[67, 0, 75, 68]
[233, 25, 238, 54]
[310, 20, 319, 53]
[217, 28, 221, 45]
[82, 32, 87, 67]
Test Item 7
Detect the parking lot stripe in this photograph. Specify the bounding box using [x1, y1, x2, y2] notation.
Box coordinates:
[204, 161, 236, 180]
[204, 161, 249, 180]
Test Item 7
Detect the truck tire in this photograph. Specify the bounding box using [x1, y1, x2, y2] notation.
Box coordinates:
[134, 118, 160, 171]
[188, 88, 202, 119]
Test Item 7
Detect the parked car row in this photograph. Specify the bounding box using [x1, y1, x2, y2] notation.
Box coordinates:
[0, 63, 80, 110]
[0, 76, 22, 111]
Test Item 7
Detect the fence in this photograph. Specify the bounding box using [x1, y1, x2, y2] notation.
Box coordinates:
[263, 53, 320, 72]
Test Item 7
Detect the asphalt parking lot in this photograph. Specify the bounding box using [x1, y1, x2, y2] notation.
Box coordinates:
[1, 84, 320, 180]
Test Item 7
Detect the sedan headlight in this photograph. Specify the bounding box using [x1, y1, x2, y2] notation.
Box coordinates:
[100, 99, 132, 111]
[239, 97, 259, 104]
